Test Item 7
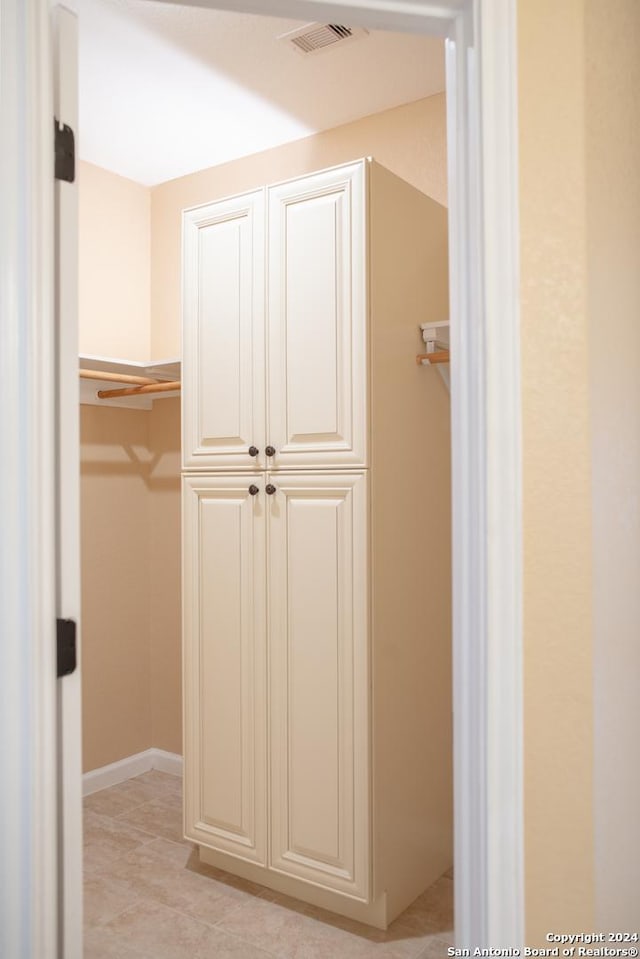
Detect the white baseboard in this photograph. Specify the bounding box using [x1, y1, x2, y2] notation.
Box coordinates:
[83, 748, 183, 796]
[151, 748, 183, 778]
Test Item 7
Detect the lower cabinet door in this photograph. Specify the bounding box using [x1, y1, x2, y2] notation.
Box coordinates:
[183, 475, 267, 865]
[267, 472, 370, 900]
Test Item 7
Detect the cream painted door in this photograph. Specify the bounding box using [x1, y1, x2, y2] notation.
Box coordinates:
[266, 162, 368, 470]
[183, 475, 267, 865]
[267, 472, 370, 900]
[182, 191, 266, 470]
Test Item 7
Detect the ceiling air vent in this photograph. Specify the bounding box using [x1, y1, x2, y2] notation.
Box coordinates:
[278, 22, 369, 56]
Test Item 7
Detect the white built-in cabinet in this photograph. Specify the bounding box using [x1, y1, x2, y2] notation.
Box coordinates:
[182, 163, 366, 471]
[182, 159, 453, 929]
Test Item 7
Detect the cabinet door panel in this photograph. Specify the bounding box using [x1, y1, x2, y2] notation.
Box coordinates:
[183, 476, 266, 865]
[268, 472, 369, 900]
[183, 191, 265, 470]
[267, 162, 367, 469]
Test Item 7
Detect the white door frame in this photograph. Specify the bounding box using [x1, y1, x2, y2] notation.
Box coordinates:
[0, 1, 58, 957]
[53, 7, 83, 959]
[0, 0, 522, 952]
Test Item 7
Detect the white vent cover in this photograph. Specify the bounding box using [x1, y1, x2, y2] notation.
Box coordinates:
[278, 22, 369, 56]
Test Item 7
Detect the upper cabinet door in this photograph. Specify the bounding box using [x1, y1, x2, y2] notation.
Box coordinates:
[183, 191, 265, 470]
[267, 162, 368, 469]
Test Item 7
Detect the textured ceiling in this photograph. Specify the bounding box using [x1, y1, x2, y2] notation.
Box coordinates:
[77, 0, 445, 185]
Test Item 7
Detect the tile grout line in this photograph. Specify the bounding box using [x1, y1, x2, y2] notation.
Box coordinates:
[111, 796, 182, 824]
[84, 808, 161, 842]
[85, 797, 164, 821]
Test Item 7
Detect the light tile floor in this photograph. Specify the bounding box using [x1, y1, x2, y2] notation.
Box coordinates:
[84, 771, 454, 959]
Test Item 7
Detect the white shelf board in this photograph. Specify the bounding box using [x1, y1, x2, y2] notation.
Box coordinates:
[79, 354, 181, 410]
[420, 320, 450, 350]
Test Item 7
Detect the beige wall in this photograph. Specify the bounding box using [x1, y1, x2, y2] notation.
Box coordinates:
[80, 399, 182, 771]
[517, 0, 640, 937]
[150, 94, 447, 357]
[585, 0, 640, 928]
[79, 161, 180, 770]
[81, 406, 152, 771]
[519, 0, 596, 939]
[79, 161, 151, 360]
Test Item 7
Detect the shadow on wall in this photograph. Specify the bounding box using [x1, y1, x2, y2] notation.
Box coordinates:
[80, 398, 181, 490]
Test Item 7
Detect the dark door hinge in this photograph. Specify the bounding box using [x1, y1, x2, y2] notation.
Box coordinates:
[54, 117, 75, 183]
[57, 618, 77, 677]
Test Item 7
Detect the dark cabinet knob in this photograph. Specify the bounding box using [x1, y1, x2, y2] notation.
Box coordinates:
[249, 485, 259, 496]
[265, 484, 276, 496]
[248, 446, 259, 457]
[265, 446, 276, 457]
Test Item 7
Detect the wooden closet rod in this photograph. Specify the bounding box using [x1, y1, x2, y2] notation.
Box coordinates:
[96, 381, 181, 399]
[416, 350, 450, 365]
[80, 368, 159, 387]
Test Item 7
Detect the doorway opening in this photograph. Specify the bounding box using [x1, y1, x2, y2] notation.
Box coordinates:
[74, 1, 454, 956]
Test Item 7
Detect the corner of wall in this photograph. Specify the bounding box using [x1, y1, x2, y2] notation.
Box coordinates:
[148, 397, 183, 756]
